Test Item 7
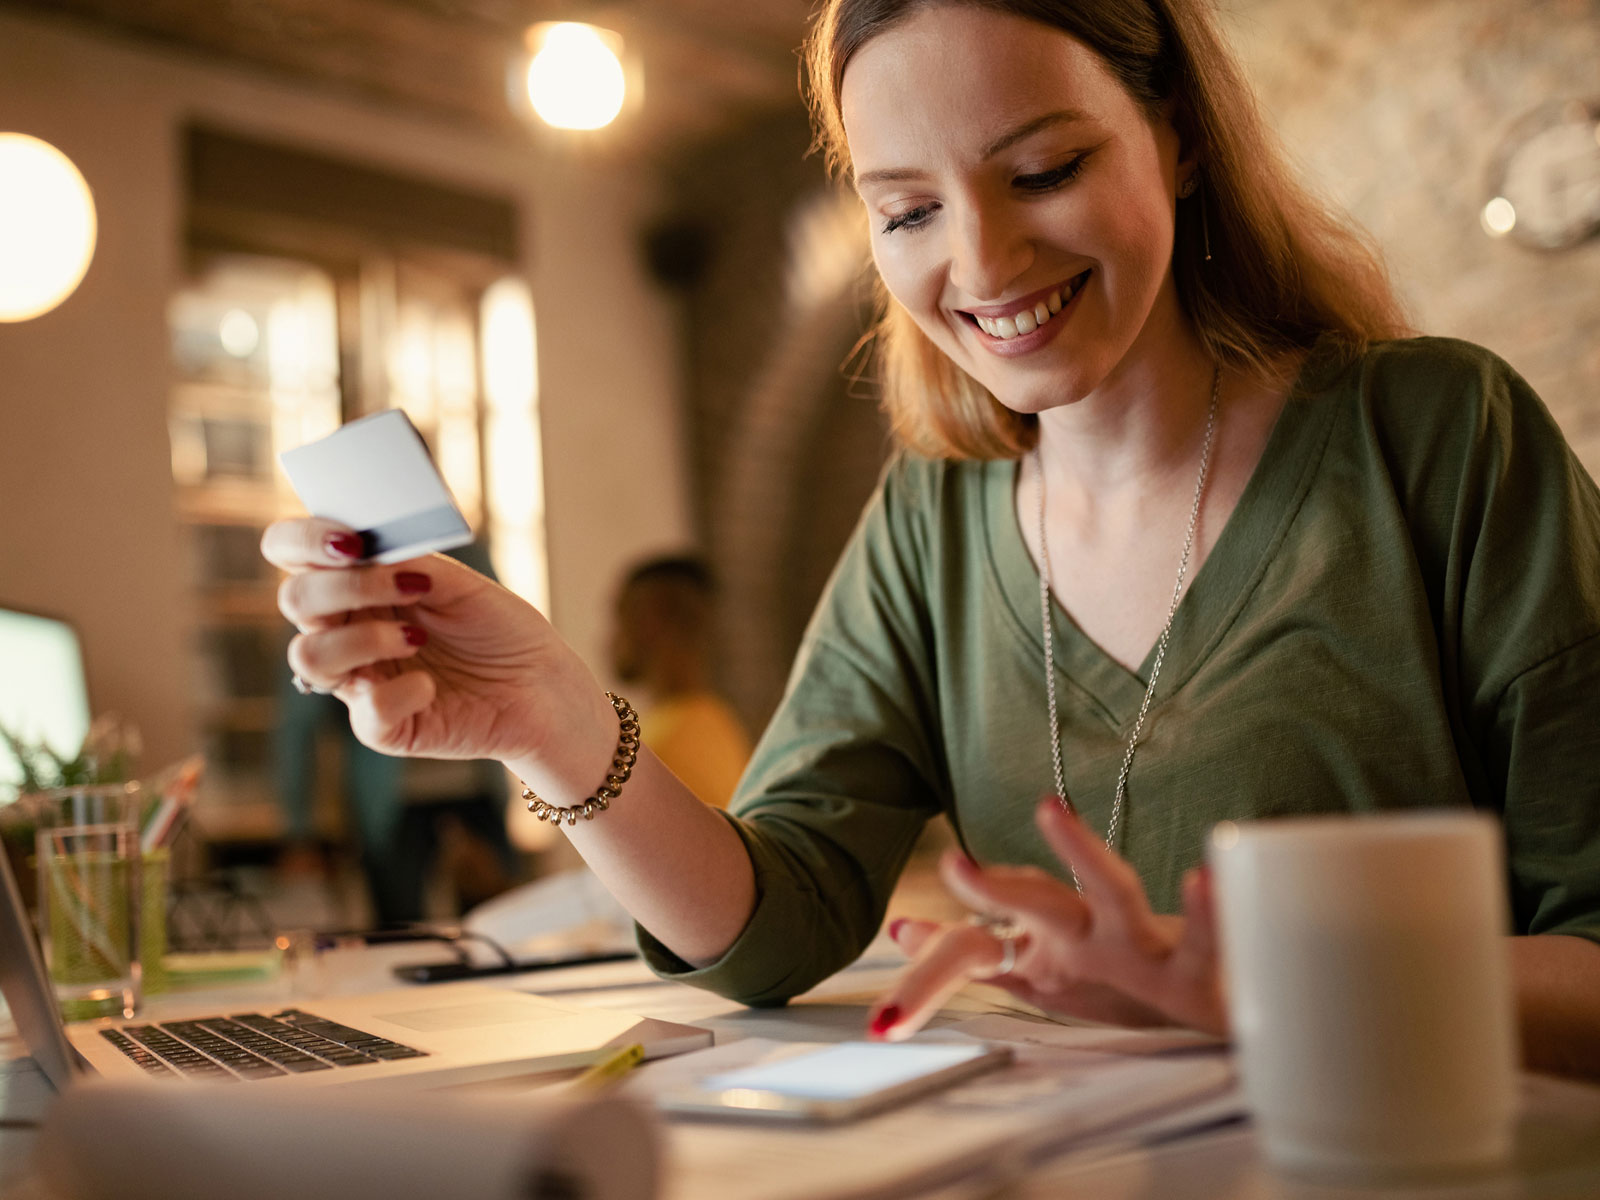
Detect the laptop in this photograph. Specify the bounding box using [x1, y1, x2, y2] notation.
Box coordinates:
[0, 838, 711, 1092]
[0, 605, 711, 1093]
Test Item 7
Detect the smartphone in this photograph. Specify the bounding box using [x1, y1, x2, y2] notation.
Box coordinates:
[658, 1041, 1012, 1124]
[391, 949, 638, 984]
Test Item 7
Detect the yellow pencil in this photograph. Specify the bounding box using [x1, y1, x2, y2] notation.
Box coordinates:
[572, 1042, 645, 1091]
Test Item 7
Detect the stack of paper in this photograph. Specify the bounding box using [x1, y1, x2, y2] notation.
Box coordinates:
[626, 1016, 1240, 1200]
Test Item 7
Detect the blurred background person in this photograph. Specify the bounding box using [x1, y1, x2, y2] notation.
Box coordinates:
[456, 554, 754, 955]
[610, 555, 751, 809]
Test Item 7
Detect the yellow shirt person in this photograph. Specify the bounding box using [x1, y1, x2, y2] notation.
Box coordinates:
[638, 692, 752, 810]
[609, 556, 752, 809]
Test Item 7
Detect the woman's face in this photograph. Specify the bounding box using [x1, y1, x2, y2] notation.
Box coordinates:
[842, 6, 1190, 415]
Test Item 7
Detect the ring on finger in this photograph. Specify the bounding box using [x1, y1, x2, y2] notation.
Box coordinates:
[967, 913, 1025, 979]
[292, 673, 333, 696]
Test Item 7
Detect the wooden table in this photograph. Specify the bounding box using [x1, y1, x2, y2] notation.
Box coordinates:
[5, 939, 1600, 1200]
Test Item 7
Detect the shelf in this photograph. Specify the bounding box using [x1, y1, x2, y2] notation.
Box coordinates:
[169, 378, 277, 419]
[199, 586, 286, 622]
[202, 697, 280, 733]
[175, 482, 298, 525]
[192, 789, 288, 844]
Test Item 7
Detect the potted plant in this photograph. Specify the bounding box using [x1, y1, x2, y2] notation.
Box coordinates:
[1, 716, 143, 910]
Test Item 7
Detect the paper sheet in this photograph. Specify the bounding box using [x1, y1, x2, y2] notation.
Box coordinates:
[942, 1013, 1229, 1056]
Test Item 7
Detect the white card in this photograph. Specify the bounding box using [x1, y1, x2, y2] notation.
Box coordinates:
[278, 409, 474, 565]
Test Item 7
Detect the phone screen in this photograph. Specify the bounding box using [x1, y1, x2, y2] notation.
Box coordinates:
[698, 1042, 993, 1102]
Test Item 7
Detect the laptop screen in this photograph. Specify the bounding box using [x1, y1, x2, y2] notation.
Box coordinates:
[0, 607, 91, 797]
[0, 810, 80, 1092]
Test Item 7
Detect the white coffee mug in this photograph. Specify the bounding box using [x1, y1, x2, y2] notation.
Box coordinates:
[1209, 811, 1518, 1180]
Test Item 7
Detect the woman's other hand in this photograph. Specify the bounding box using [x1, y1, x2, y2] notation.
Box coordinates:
[868, 799, 1228, 1041]
[262, 517, 614, 771]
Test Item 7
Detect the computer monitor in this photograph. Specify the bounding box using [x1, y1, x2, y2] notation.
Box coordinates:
[0, 606, 92, 796]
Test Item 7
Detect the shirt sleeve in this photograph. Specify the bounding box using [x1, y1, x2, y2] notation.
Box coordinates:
[1382, 340, 1600, 944]
[1491, 635, 1600, 944]
[636, 457, 948, 1005]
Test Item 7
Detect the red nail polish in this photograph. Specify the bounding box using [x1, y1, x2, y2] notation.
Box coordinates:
[869, 1005, 901, 1036]
[402, 625, 428, 647]
[395, 571, 432, 595]
[887, 918, 910, 942]
[326, 532, 363, 559]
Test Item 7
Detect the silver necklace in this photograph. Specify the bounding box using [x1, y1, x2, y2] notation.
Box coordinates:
[1036, 367, 1219, 891]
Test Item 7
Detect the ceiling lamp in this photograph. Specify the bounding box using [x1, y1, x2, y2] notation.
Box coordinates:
[0, 133, 98, 322]
[524, 23, 627, 131]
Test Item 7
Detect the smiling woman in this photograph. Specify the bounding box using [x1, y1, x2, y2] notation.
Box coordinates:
[809, 0, 1405, 459]
[260, 0, 1600, 1081]
[846, 14, 1198, 433]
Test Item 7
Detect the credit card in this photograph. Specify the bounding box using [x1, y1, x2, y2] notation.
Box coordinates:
[278, 409, 473, 564]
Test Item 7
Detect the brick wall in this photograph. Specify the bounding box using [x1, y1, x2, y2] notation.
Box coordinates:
[661, 113, 889, 729]
[1224, 0, 1600, 473]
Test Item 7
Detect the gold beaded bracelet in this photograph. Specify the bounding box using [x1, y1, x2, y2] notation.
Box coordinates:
[521, 692, 640, 826]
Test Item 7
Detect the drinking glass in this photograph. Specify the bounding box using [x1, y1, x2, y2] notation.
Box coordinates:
[35, 783, 144, 1020]
[141, 847, 170, 996]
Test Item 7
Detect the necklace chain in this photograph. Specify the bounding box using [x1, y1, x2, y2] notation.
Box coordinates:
[1036, 367, 1220, 892]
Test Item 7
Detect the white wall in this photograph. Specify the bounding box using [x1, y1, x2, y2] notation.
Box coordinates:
[0, 11, 692, 775]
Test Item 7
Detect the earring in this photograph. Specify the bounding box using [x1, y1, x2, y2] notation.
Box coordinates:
[1200, 177, 1212, 262]
[1178, 174, 1199, 199]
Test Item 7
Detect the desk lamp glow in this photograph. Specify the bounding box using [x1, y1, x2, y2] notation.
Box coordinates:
[0, 134, 97, 322]
[524, 23, 627, 131]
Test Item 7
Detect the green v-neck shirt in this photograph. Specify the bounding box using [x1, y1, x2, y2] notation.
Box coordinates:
[640, 337, 1600, 1006]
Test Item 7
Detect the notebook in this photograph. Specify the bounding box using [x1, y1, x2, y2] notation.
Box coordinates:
[0, 840, 710, 1093]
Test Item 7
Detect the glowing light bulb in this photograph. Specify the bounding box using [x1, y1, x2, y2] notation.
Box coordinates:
[525, 23, 626, 131]
[1480, 197, 1517, 238]
[218, 309, 260, 357]
[0, 133, 98, 322]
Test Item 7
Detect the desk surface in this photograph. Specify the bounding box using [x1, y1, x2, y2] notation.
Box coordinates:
[6, 941, 1600, 1200]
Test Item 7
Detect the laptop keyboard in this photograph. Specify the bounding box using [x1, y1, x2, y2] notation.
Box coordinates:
[99, 1009, 428, 1081]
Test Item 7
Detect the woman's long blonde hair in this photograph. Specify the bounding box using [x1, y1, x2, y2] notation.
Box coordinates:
[805, 0, 1410, 460]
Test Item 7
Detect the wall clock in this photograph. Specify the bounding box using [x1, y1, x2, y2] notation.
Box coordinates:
[1484, 98, 1600, 251]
